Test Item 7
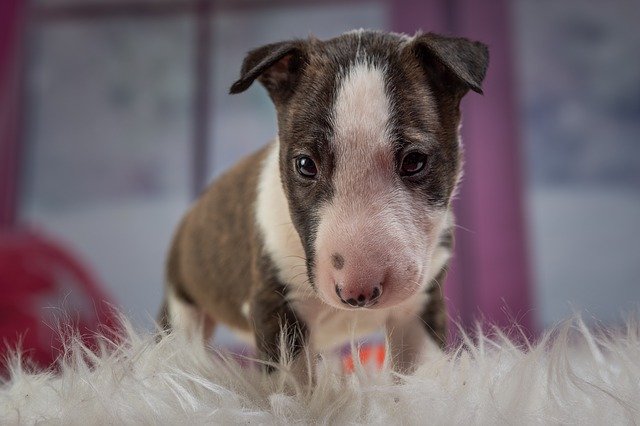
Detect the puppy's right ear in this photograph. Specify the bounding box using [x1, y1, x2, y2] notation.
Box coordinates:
[229, 40, 308, 104]
[410, 32, 488, 97]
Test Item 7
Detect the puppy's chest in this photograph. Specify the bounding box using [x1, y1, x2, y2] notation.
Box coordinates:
[289, 288, 429, 351]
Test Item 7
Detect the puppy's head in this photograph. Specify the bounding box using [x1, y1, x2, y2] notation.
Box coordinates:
[231, 30, 488, 310]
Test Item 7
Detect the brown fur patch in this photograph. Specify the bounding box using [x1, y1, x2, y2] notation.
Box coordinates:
[164, 146, 269, 332]
[162, 143, 309, 367]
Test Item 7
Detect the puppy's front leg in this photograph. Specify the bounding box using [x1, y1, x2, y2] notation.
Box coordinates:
[250, 282, 311, 384]
[386, 317, 442, 375]
[386, 272, 448, 374]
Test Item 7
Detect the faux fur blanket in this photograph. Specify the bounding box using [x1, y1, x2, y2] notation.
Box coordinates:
[1, 315, 639, 425]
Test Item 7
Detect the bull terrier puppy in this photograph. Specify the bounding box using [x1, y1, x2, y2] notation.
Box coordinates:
[160, 30, 488, 375]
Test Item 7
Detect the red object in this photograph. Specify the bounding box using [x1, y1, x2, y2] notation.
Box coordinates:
[0, 229, 117, 370]
[342, 344, 386, 373]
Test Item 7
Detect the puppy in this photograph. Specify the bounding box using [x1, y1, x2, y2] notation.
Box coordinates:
[159, 30, 488, 374]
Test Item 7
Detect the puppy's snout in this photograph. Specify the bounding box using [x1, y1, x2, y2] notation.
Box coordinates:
[335, 283, 383, 308]
[316, 220, 418, 309]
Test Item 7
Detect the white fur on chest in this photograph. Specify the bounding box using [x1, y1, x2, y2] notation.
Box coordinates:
[289, 285, 430, 351]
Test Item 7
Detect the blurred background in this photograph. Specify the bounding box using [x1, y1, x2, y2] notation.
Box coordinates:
[1, 0, 638, 366]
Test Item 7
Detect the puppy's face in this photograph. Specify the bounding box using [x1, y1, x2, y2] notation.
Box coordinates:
[231, 31, 488, 310]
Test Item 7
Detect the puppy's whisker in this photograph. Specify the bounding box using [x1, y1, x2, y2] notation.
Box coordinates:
[282, 255, 307, 262]
[289, 271, 310, 282]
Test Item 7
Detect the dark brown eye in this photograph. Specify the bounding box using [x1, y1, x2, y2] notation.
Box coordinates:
[400, 152, 428, 176]
[296, 155, 317, 178]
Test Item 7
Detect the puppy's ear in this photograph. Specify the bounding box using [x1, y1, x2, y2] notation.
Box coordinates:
[229, 40, 308, 104]
[410, 32, 489, 96]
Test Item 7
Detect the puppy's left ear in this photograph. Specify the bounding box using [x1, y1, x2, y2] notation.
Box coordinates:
[229, 40, 308, 105]
[410, 32, 489, 96]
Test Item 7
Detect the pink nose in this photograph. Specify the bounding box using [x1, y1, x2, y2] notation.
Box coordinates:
[335, 283, 383, 308]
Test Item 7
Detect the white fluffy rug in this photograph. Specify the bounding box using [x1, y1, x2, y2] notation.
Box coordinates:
[2, 315, 640, 425]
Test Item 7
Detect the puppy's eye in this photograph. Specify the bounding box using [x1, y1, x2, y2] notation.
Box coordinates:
[296, 155, 317, 178]
[400, 152, 428, 176]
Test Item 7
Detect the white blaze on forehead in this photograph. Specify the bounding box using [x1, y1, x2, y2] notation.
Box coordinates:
[313, 60, 452, 308]
[333, 62, 392, 156]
